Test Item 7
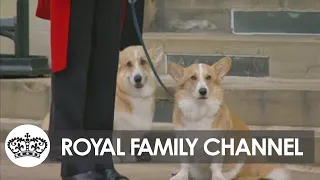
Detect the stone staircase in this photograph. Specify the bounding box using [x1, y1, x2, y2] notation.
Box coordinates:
[0, 0, 320, 171]
[143, 0, 320, 166]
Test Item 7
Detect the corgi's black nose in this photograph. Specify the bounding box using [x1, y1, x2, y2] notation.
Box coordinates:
[199, 88, 207, 96]
[134, 75, 142, 83]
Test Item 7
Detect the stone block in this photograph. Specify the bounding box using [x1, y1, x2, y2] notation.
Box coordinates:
[161, 0, 193, 8]
[286, 0, 320, 10]
[166, 54, 269, 77]
[225, 91, 263, 125]
[262, 91, 305, 126]
[192, 0, 284, 9]
[154, 89, 320, 127]
[144, 34, 320, 79]
[232, 11, 320, 34]
[315, 136, 320, 165]
[304, 92, 320, 125]
[144, 8, 230, 33]
[0, 79, 50, 120]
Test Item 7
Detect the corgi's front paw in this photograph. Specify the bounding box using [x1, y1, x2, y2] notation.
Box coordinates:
[120, 155, 137, 163]
[171, 168, 180, 177]
[211, 173, 226, 180]
[112, 155, 122, 164]
[170, 171, 189, 180]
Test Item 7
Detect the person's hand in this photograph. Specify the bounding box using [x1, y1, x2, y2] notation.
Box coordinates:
[128, 0, 138, 4]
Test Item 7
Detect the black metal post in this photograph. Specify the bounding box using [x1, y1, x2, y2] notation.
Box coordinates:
[15, 0, 29, 57]
[0, 0, 50, 77]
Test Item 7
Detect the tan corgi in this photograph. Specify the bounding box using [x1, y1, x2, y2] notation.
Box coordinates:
[143, 0, 157, 31]
[113, 45, 164, 162]
[167, 57, 290, 180]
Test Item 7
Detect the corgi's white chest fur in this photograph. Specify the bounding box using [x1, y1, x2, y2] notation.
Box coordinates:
[114, 96, 154, 130]
[177, 98, 221, 130]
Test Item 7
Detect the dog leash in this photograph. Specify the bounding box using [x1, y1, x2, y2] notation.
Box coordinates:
[129, 0, 174, 98]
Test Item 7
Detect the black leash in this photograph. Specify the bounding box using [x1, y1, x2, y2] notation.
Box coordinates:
[129, 0, 174, 97]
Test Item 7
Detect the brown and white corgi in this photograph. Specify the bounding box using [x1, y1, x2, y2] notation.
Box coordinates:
[113, 45, 164, 162]
[167, 57, 290, 180]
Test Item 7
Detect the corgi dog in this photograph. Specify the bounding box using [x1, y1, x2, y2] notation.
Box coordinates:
[143, 0, 157, 30]
[167, 57, 290, 180]
[113, 45, 164, 162]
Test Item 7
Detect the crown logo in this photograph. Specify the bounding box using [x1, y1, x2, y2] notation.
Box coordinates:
[7, 133, 48, 158]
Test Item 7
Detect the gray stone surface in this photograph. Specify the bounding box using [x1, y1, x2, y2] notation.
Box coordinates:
[167, 0, 320, 10]
[144, 34, 320, 79]
[232, 11, 320, 34]
[146, 7, 230, 33]
[1, 78, 320, 127]
[167, 54, 269, 77]
[144, 0, 320, 33]
[0, 79, 51, 120]
[154, 90, 320, 127]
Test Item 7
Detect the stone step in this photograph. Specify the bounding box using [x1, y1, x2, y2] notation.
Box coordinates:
[160, 0, 320, 10]
[144, 33, 320, 79]
[145, 0, 320, 34]
[151, 122, 320, 135]
[0, 78, 51, 120]
[154, 75, 320, 127]
[1, 76, 320, 127]
[150, 122, 320, 166]
[154, 91, 320, 126]
[0, 118, 42, 143]
[157, 75, 320, 92]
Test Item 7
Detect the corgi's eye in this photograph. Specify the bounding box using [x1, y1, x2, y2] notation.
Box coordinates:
[141, 59, 147, 65]
[126, 62, 132, 67]
[205, 75, 211, 80]
[190, 75, 197, 80]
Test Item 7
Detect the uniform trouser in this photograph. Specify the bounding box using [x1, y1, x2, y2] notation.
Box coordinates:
[120, 0, 145, 50]
[49, 0, 124, 177]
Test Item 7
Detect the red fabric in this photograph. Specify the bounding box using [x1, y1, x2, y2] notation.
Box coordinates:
[121, 0, 127, 31]
[36, 0, 127, 72]
[35, 0, 50, 20]
[50, 0, 71, 72]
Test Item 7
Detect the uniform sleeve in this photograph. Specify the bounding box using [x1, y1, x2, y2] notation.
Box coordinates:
[35, 0, 51, 20]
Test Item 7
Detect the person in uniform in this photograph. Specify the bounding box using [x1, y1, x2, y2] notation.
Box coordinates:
[36, 0, 146, 179]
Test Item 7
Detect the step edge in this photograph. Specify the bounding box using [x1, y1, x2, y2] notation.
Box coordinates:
[1, 76, 320, 91]
[285, 164, 320, 173]
[2, 119, 320, 135]
[152, 122, 320, 136]
[144, 32, 320, 43]
[162, 7, 320, 11]
[158, 75, 320, 91]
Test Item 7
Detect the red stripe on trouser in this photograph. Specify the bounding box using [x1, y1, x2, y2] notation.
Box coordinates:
[121, 0, 127, 31]
[49, 0, 127, 72]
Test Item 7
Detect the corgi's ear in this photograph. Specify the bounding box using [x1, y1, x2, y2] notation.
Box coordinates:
[118, 50, 124, 68]
[212, 57, 232, 81]
[148, 44, 164, 66]
[168, 62, 184, 82]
